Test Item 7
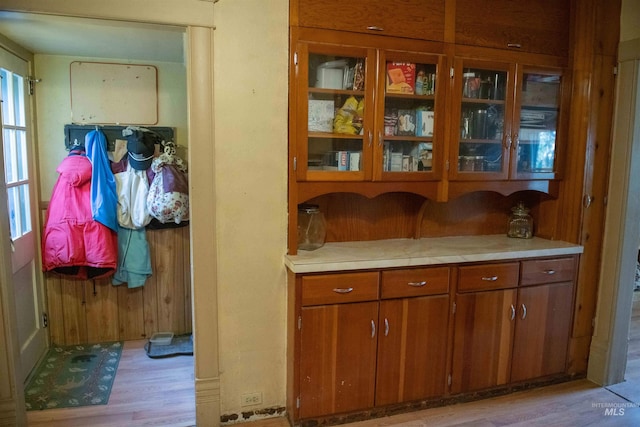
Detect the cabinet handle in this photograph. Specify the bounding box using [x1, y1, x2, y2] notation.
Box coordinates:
[332, 287, 354, 294]
[507, 43, 522, 49]
[366, 26, 384, 32]
[371, 320, 376, 338]
[384, 318, 389, 336]
[505, 134, 512, 150]
[378, 131, 383, 147]
[544, 269, 556, 275]
[408, 281, 427, 287]
[521, 303, 527, 320]
[481, 276, 498, 281]
[368, 130, 373, 147]
[510, 304, 516, 321]
[513, 133, 519, 150]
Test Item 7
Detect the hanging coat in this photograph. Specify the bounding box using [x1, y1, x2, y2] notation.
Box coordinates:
[41, 152, 118, 279]
[86, 129, 119, 232]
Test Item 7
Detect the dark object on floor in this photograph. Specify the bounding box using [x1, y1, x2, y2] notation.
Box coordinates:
[24, 341, 123, 410]
[144, 333, 193, 358]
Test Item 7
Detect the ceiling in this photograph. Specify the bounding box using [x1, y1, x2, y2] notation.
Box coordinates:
[0, 11, 185, 63]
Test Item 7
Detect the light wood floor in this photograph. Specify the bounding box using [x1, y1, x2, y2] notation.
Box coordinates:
[26, 339, 196, 427]
[26, 293, 640, 426]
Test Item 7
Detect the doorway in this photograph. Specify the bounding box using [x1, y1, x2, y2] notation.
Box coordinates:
[0, 11, 196, 425]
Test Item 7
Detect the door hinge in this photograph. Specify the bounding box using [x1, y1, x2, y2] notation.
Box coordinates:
[293, 156, 297, 171]
[613, 66, 618, 76]
[42, 312, 48, 328]
[294, 52, 298, 66]
[27, 76, 41, 96]
[450, 67, 454, 79]
[296, 396, 300, 409]
[297, 315, 302, 330]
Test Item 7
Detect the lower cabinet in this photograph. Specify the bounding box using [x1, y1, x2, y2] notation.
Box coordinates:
[451, 257, 576, 394]
[293, 255, 577, 421]
[299, 301, 379, 418]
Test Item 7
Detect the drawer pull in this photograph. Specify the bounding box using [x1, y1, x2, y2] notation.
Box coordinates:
[408, 281, 427, 287]
[366, 25, 384, 32]
[481, 276, 498, 281]
[510, 304, 516, 321]
[507, 43, 522, 49]
[333, 287, 354, 294]
[521, 303, 527, 320]
[384, 318, 389, 336]
[371, 320, 376, 338]
[544, 269, 556, 275]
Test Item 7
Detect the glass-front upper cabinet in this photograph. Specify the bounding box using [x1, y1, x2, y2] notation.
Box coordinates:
[295, 42, 376, 181]
[450, 59, 514, 180]
[512, 68, 563, 180]
[375, 52, 444, 181]
[450, 58, 565, 181]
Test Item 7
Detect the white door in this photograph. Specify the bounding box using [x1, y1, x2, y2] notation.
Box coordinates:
[0, 46, 47, 382]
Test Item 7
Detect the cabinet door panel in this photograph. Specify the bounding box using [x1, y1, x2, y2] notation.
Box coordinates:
[299, 302, 378, 418]
[451, 289, 517, 393]
[511, 282, 573, 382]
[455, 0, 570, 57]
[376, 295, 449, 405]
[296, 0, 446, 42]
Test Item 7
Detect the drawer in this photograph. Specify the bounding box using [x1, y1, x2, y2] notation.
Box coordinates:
[520, 257, 576, 286]
[457, 262, 519, 292]
[301, 272, 379, 306]
[381, 267, 449, 299]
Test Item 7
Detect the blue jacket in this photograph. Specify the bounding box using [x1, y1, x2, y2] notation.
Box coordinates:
[86, 130, 119, 231]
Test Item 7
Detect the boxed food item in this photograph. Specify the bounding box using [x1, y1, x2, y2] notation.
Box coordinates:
[396, 109, 416, 136]
[416, 110, 435, 137]
[308, 99, 335, 132]
[386, 62, 415, 94]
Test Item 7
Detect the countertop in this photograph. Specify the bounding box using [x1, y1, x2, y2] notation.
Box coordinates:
[285, 235, 584, 274]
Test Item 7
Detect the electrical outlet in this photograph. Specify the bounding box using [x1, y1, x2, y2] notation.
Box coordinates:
[241, 392, 262, 407]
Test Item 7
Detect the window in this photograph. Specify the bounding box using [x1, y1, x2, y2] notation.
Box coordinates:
[1, 68, 31, 240]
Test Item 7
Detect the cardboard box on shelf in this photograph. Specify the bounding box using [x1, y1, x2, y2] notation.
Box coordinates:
[386, 62, 415, 94]
[308, 100, 335, 132]
[416, 110, 434, 137]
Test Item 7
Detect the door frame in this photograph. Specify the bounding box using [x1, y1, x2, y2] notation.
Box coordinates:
[0, 1, 220, 426]
[587, 38, 640, 386]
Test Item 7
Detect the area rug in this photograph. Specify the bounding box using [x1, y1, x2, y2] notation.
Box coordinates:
[144, 333, 193, 358]
[24, 341, 123, 410]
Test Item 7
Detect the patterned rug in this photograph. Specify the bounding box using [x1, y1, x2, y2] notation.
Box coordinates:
[24, 341, 123, 410]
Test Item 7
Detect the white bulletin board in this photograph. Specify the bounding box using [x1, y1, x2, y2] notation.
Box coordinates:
[70, 61, 158, 125]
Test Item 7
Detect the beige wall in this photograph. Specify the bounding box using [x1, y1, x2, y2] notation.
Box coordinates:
[621, 0, 640, 42]
[213, 0, 289, 414]
[34, 55, 188, 200]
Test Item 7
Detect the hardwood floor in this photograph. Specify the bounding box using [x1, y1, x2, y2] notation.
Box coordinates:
[25, 294, 640, 426]
[26, 339, 195, 427]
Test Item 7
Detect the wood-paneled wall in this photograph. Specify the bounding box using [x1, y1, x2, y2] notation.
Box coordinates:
[45, 226, 192, 345]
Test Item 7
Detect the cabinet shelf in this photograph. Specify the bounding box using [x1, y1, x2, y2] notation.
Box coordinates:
[308, 132, 364, 139]
[309, 88, 365, 96]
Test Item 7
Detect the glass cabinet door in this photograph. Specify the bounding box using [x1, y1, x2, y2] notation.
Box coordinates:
[376, 53, 443, 181]
[297, 43, 374, 181]
[452, 60, 512, 179]
[512, 69, 562, 179]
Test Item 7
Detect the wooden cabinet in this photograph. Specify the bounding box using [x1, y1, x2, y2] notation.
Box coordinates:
[451, 256, 576, 394]
[454, 0, 570, 57]
[292, 0, 446, 42]
[293, 34, 446, 183]
[451, 262, 518, 393]
[376, 267, 450, 405]
[449, 57, 568, 182]
[297, 267, 450, 417]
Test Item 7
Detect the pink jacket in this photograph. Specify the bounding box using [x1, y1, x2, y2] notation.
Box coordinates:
[42, 152, 118, 279]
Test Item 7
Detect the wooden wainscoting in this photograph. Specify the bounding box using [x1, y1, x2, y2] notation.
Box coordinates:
[45, 226, 192, 345]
